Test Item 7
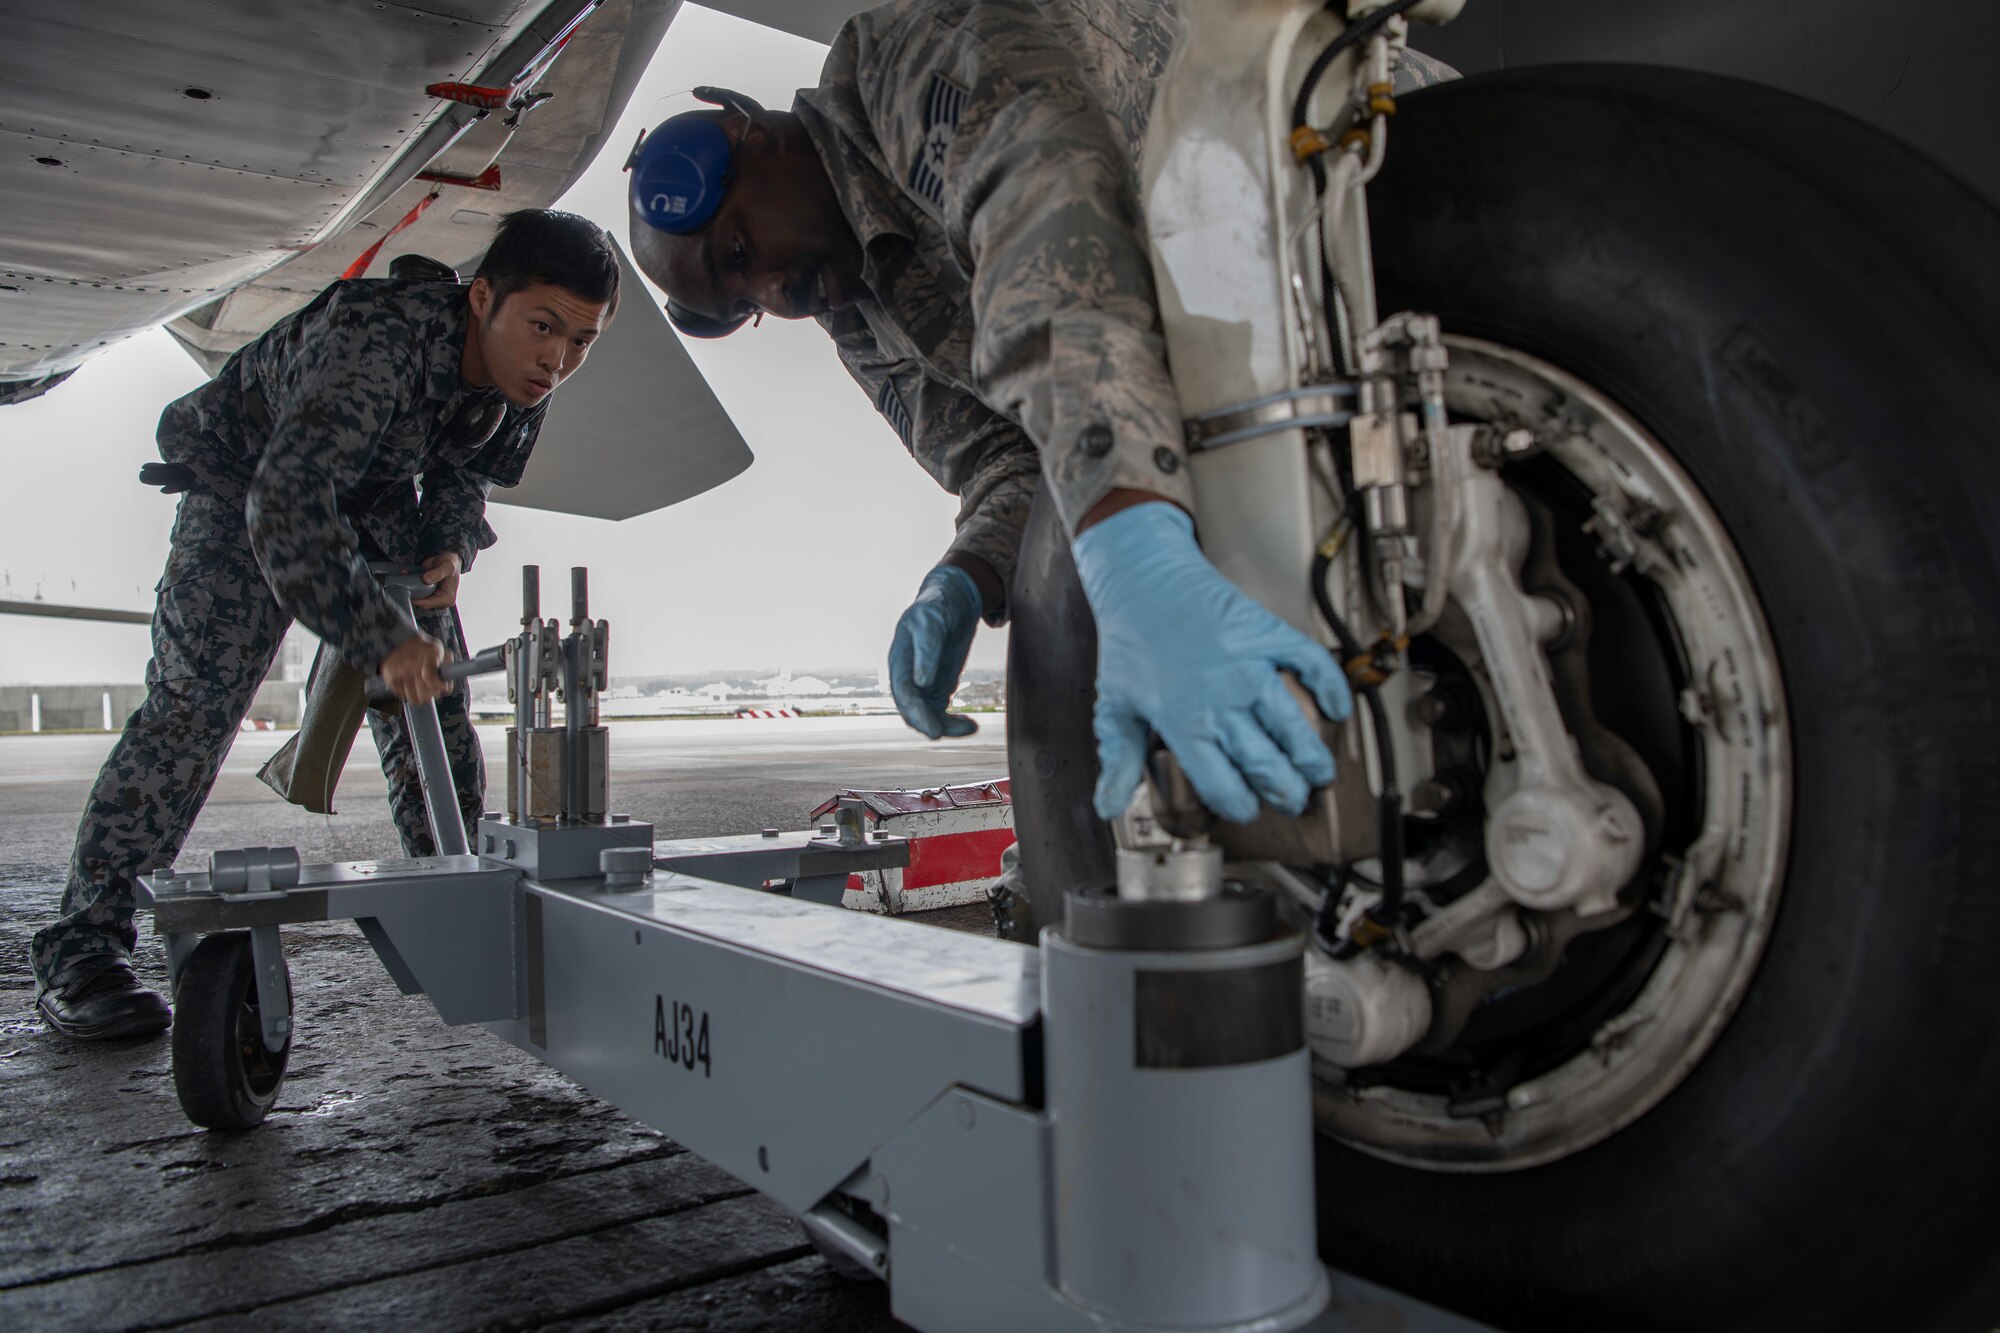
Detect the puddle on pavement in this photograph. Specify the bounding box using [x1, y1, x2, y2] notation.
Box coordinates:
[288, 1090, 364, 1118]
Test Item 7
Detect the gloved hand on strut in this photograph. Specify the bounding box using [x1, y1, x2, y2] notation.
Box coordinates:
[1073, 502, 1353, 824]
[889, 563, 984, 739]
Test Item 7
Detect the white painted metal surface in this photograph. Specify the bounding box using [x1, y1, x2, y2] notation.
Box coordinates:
[1317, 339, 1792, 1169]
[1140, 0, 1341, 632]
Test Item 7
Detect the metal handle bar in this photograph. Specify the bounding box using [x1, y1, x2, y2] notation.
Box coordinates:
[365, 643, 506, 704]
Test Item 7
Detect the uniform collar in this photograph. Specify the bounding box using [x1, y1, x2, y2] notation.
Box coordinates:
[427, 288, 475, 403]
[793, 88, 915, 294]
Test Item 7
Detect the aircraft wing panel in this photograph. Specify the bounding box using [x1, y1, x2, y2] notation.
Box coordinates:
[0, 0, 641, 386]
[695, 0, 875, 44]
[159, 0, 680, 380]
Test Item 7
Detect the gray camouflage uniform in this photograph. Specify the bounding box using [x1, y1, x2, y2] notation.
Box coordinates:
[30, 278, 541, 989]
[795, 0, 1193, 623]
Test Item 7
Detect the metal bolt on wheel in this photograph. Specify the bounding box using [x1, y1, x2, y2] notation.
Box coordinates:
[171, 931, 292, 1131]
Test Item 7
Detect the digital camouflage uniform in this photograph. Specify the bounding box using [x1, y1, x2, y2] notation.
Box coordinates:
[795, 0, 1192, 624]
[31, 278, 544, 989]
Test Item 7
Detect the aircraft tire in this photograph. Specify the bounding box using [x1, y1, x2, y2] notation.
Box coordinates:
[1314, 62, 2000, 1331]
[1004, 486, 1114, 938]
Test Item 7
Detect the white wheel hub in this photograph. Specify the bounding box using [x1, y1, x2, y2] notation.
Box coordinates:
[1315, 337, 1792, 1172]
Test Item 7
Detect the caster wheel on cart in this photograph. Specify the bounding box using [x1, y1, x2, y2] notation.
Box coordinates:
[171, 931, 291, 1130]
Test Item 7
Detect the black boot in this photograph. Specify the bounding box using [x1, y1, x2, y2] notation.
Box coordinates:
[37, 960, 171, 1040]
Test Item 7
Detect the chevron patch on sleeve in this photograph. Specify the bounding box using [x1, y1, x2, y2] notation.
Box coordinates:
[878, 377, 915, 447]
[907, 72, 968, 210]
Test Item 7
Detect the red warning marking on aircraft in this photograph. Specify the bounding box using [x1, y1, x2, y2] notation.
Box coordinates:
[417, 166, 503, 192]
[340, 191, 439, 281]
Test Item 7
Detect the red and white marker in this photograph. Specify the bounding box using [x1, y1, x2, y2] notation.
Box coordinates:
[808, 781, 1015, 914]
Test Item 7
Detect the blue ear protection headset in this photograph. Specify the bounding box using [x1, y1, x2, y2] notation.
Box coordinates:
[627, 86, 763, 338]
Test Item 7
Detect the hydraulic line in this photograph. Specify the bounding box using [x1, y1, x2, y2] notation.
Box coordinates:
[1311, 862, 1353, 950]
[1318, 200, 1358, 376]
[1291, 0, 1425, 192]
[1291, 0, 1427, 944]
[1311, 546, 1406, 933]
[1298, 3, 1411, 366]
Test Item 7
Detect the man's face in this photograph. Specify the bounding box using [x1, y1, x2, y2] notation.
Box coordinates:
[464, 279, 612, 409]
[631, 115, 866, 328]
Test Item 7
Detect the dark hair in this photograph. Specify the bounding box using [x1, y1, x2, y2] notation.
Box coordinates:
[473, 209, 621, 315]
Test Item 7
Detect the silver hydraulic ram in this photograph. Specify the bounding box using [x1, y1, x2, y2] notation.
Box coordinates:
[1044, 882, 1326, 1328]
[561, 566, 610, 823]
[482, 565, 649, 879]
[513, 564, 541, 825]
[566, 568, 586, 821]
[507, 565, 568, 824]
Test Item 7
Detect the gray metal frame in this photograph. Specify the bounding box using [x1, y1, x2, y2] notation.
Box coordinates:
[138, 836, 1380, 1331]
[137, 783, 1505, 1333]
[136, 558, 1492, 1330]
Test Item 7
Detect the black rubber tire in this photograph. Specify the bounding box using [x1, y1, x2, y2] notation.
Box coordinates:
[171, 931, 291, 1131]
[1288, 65, 2000, 1332]
[1005, 485, 1115, 936]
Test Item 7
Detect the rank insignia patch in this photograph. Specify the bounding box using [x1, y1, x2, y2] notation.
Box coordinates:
[908, 72, 968, 210]
[878, 377, 914, 447]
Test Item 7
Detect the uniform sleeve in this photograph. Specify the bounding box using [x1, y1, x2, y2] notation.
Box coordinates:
[414, 465, 495, 572]
[416, 402, 540, 572]
[244, 287, 422, 670]
[416, 406, 544, 573]
[828, 310, 1039, 625]
[863, 2, 1194, 536]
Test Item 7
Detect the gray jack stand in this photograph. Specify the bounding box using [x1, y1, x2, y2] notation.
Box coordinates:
[139, 565, 1488, 1333]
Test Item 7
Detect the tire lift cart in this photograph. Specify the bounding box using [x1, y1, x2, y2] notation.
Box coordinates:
[137, 564, 1442, 1333]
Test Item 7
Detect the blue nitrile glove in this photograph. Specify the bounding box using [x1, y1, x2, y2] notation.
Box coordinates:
[1073, 503, 1354, 824]
[889, 564, 983, 739]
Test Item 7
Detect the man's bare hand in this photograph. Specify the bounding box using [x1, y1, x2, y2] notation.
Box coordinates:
[412, 552, 463, 609]
[379, 634, 449, 705]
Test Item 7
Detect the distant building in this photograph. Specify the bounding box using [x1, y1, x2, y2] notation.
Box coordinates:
[954, 680, 1005, 709]
[272, 625, 314, 683]
[698, 682, 733, 702]
[767, 675, 833, 698]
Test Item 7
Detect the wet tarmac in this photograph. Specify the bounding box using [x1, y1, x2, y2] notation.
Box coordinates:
[0, 716, 1006, 1331]
[0, 715, 1489, 1332]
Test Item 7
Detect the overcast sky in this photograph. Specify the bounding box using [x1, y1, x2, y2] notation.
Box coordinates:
[0, 6, 1009, 686]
